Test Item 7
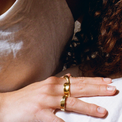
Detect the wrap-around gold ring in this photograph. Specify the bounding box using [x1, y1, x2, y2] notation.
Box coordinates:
[60, 75, 71, 111]
[60, 95, 68, 111]
[64, 83, 70, 97]
[63, 75, 70, 83]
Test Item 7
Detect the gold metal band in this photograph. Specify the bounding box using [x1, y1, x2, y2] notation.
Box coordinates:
[64, 83, 70, 97]
[60, 75, 71, 111]
[63, 75, 70, 84]
[60, 95, 68, 111]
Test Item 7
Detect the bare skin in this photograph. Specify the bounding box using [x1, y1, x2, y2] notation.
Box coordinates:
[0, 0, 84, 92]
[0, 76, 116, 122]
[0, 0, 74, 91]
[0, 0, 117, 121]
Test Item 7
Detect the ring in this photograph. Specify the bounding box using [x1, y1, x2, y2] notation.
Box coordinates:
[64, 83, 70, 97]
[60, 95, 68, 111]
[63, 75, 70, 83]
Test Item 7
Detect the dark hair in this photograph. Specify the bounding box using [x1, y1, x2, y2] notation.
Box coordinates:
[65, 0, 122, 77]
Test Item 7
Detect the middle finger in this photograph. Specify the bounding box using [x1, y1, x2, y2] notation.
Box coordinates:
[46, 82, 116, 97]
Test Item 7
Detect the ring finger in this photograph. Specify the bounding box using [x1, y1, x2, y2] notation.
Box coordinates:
[47, 96, 107, 118]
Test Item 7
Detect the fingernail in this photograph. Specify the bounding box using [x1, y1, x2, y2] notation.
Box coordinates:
[103, 78, 112, 82]
[107, 86, 116, 91]
[97, 107, 106, 114]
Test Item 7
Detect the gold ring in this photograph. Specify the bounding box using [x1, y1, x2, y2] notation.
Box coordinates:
[60, 95, 68, 111]
[64, 75, 70, 83]
[64, 83, 70, 97]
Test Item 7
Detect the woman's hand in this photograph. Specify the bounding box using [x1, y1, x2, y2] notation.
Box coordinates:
[0, 76, 116, 122]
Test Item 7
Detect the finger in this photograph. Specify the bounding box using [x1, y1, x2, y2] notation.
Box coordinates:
[71, 83, 116, 97]
[45, 76, 112, 86]
[37, 109, 64, 122]
[45, 76, 112, 88]
[42, 76, 114, 97]
[47, 96, 107, 118]
[69, 77, 112, 84]
[43, 82, 116, 97]
[66, 97, 107, 117]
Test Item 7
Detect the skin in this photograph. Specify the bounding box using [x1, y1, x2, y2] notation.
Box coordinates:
[0, 0, 117, 121]
[0, 0, 73, 91]
[0, 0, 84, 92]
[0, 76, 116, 121]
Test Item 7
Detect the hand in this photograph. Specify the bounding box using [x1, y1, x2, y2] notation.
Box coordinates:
[0, 76, 116, 122]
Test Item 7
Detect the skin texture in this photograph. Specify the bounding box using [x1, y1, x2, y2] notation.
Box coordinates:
[0, 76, 116, 122]
[0, 0, 117, 121]
[0, 0, 74, 91]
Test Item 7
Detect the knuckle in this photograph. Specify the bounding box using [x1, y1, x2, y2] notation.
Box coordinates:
[68, 98, 76, 107]
[41, 84, 53, 93]
[39, 94, 48, 101]
[97, 77, 104, 82]
[32, 104, 44, 115]
[77, 82, 86, 90]
[46, 76, 58, 83]
[97, 85, 106, 92]
[88, 104, 96, 115]
[96, 85, 101, 92]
